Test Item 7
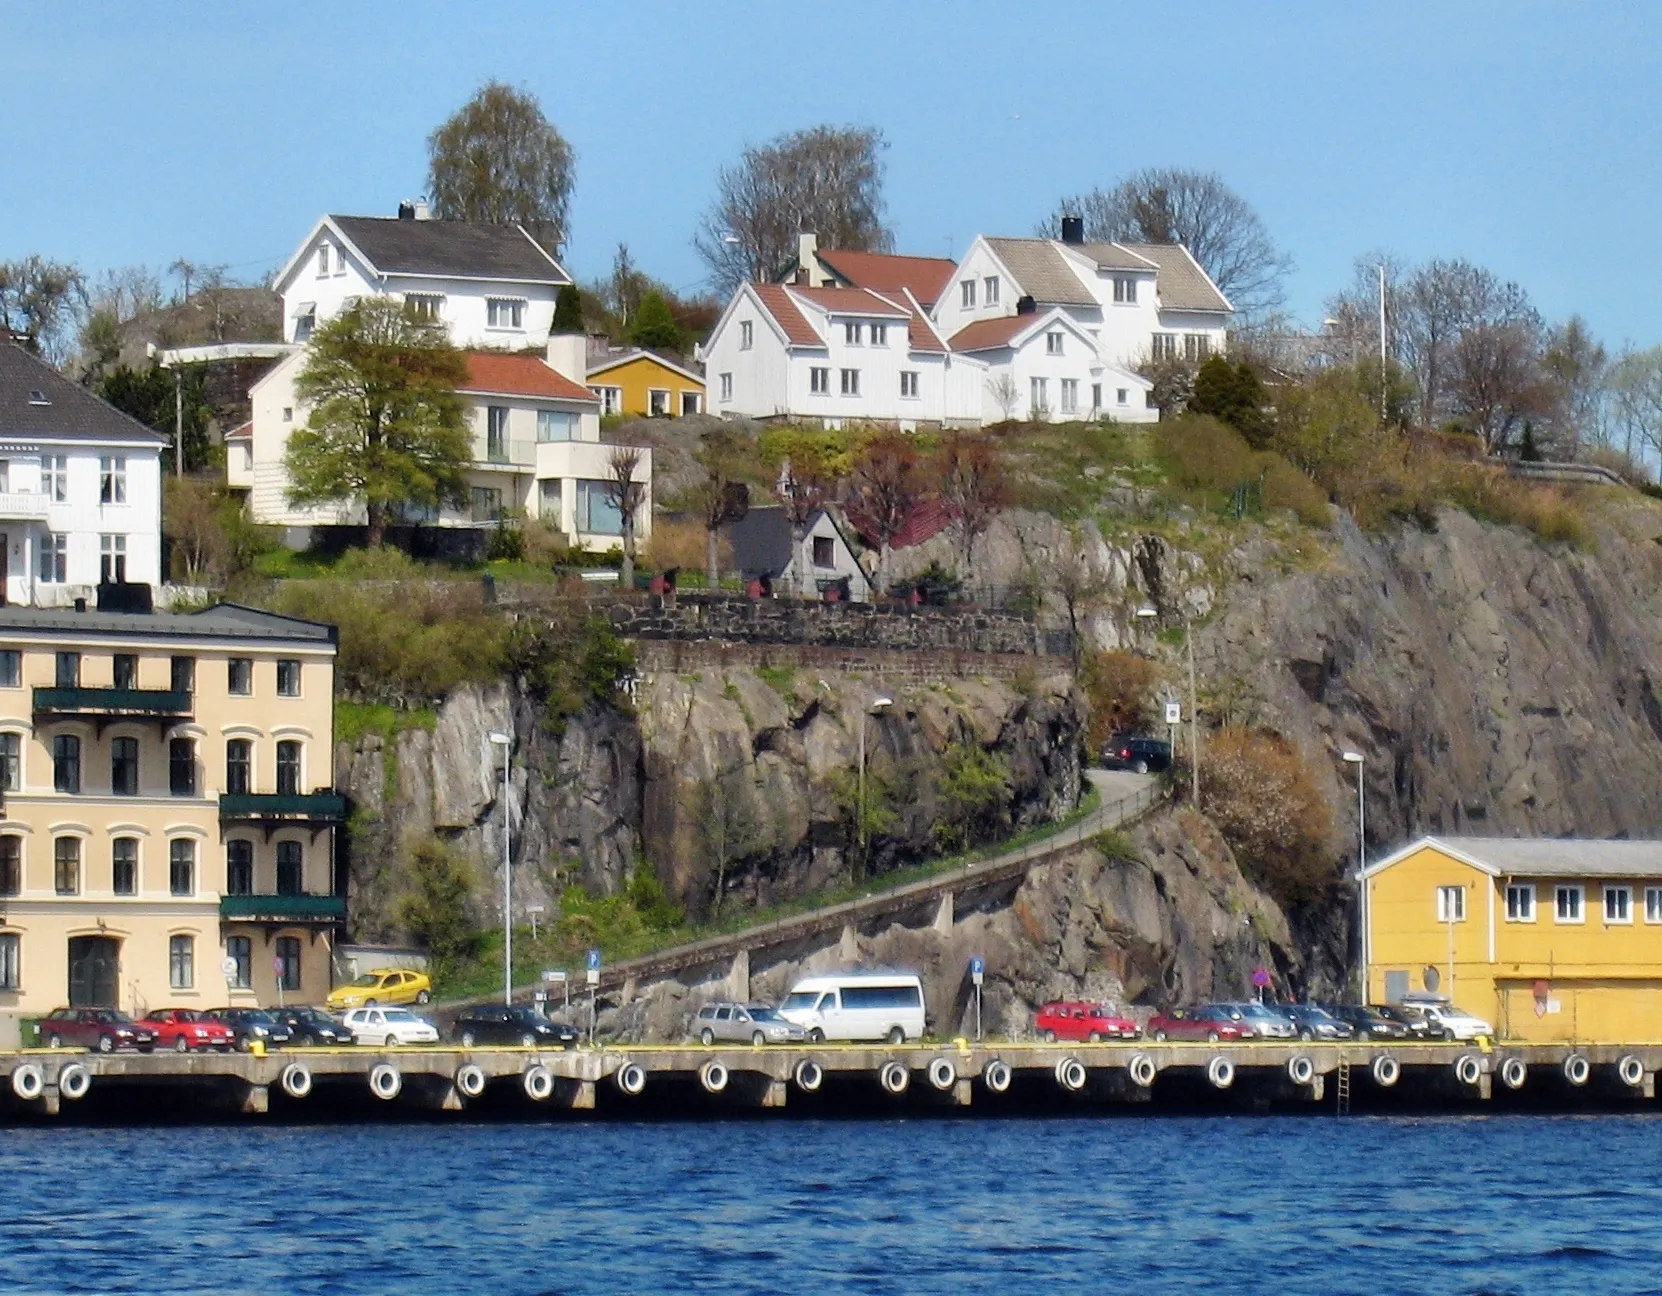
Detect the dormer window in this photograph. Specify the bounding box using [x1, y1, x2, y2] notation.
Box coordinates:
[487, 298, 526, 330]
[1113, 276, 1137, 304]
[27, 390, 49, 406]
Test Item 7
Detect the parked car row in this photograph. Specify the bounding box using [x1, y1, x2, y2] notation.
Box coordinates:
[1144, 995, 1493, 1043]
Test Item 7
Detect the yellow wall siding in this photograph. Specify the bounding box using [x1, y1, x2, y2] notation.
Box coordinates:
[588, 356, 703, 418]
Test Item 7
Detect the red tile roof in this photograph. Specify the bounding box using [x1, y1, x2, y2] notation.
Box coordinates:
[750, 283, 823, 346]
[816, 250, 957, 310]
[903, 290, 947, 354]
[225, 420, 252, 442]
[788, 286, 911, 318]
[947, 314, 1042, 352]
[460, 351, 597, 403]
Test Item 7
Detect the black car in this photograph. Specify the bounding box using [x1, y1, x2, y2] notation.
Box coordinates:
[206, 1008, 294, 1050]
[274, 1007, 352, 1047]
[1281, 1003, 1356, 1041]
[1101, 735, 1173, 774]
[1324, 1004, 1411, 1042]
[1370, 1003, 1445, 1041]
[452, 1004, 581, 1049]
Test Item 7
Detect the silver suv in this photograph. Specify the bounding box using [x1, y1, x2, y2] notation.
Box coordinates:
[692, 1002, 805, 1046]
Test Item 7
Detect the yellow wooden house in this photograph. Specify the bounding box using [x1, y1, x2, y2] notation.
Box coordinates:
[586, 348, 705, 419]
[1361, 836, 1662, 1043]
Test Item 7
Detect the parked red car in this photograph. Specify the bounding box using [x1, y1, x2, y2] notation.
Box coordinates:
[1145, 1005, 1252, 1043]
[141, 1008, 237, 1053]
[38, 1008, 158, 1053]
[1035, 1001, 1141, 1043]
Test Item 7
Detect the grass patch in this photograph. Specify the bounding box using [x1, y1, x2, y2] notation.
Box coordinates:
[335, 700, 437, 746]
[755, 665, 796, 697]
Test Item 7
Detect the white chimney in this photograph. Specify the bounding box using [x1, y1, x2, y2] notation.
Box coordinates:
[546, 333, 586, 385]
[798, 231, 819, 282]
[413, 199, 431, 220]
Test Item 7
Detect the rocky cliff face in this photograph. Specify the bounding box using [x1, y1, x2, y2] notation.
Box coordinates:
[336, 667, 1084, 939]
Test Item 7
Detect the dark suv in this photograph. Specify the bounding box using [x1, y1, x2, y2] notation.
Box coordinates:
[1101, 735, 1172, 774]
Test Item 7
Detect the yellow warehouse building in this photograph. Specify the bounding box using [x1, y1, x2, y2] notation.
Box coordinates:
[1362, 836, 1662, 1043]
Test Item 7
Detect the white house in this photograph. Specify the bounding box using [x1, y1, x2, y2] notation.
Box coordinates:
[271, 204, 571, 349]
[703, 222, 1233, 427]
[0, 343, 164, 606]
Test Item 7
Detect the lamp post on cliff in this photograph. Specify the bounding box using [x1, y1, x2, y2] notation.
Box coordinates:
[1136, 605, 1198, 804]
[489, 730, 513, 1005]
[1343, 750, 1367, 1003]
[859, 696, 893, 878]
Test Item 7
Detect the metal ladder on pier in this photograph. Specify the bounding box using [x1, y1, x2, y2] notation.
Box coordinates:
[1335, 1053, 1351, 1116]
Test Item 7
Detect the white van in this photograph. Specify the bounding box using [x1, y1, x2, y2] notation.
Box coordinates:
[778, 973, 926, 1043]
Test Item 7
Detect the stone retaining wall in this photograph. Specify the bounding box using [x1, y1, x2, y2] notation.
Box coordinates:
[631, 639, 1069, 682]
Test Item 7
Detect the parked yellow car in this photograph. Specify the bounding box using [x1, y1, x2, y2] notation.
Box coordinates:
[326, 968, 432, 1010]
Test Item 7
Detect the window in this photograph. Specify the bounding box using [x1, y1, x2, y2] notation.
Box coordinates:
[276, 741, 301, 797]
[739, 320, 754, 350]
[1150, 333, 1178, 361]
[1091, 384, 1102, 411]
[277, 841, 302, 896]
[810, 367, 830, 395]
[1604, 885, 1633, 924]
[99, 457, 126, 504]
[870, 323, 887, 347]
[1117, 388, 1129, 406]
[648, 389, 670, 417]
[0, 934, 16, 991]
[276, 936, 302, 992]
[1046, 331, 1064, 356]
[471, 487, 503, 523]
[1060, 379, 1079, 414]
[575, 480, 623, 535]
[225, 739, 251, 796]
[960, 280, 976, 309]
[54, 837, 79, 895]
[40, 455, 66, 502]
[316, 246, 330, 278]
[900, 371, 919, 399]
[111, 737, 139, 796]
[1030, 377, 1049, 414]
[1505, 883, 1536, 921]
[486, 407, 509, 463]
[719, 373, 733, 401]
[1556, 884, 1585, 923]
[537, 478, 561, 520]
[39, 534, 67, 584]
[812, 536, 835, 568]
[277, 659, 300, 697]
[167, 656, 193, 697]
[169, 839, 194, 897]
[334, 246, 347, 275]
[226, 936, 251, 990]
[0, 835, 19, 896]
[112, 837, 137, 896]
[169, 935, 194, 990]
[1647, 887, 1662, 924]
[1113, 276, 1137, 304]
[292, 309, 316, 343]
[840, 369, 860, 396]
[100, 535, 126, 584]
[169, 737, 196, 797]
[52, 734, 80, 793]
[110, 654, 136, 690]
[984, 276, 1000, 306]
[0, 651, 18, 688]
[590, 385, 623, 416]
[404, 293, 442, 322]
[536, 410, 575, 443]
[1185, 333, 1212, 363]
[226, 841, 253, 896]
[0, 733, 18, 792]
[228, 658, 252, 695]
[1435, 885, 1465, 922]
[681, 392, 701, 417]
[844, 321, 863, 346]
[282, 407, 293, 423]
[56, 652, 80, 688]
[486, 298, 525, 329]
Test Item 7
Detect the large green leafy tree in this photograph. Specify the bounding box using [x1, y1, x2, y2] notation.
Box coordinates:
[1187, 355, 1271, 448]
[285, 299, 470, 547]
[628, 290, 683, 351]
[97, 362, 212, 472]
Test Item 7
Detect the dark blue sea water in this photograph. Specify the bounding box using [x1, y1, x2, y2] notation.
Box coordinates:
[0, 1115, 1657, 1295]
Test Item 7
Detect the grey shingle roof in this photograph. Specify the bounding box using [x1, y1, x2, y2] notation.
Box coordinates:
[1073, 242, 1159, 272]
[1119, 243, 1232, 313]
[725, 506, 795, 579]
[983, 239, 1096, 306]
[0, 602, 336, 646]
[1413, 837, 1662, 880]
[330, 217, 570, 284]
[0, 344, 165, 446]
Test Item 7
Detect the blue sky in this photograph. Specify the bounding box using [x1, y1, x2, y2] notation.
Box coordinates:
[5, 2, 1658, 345]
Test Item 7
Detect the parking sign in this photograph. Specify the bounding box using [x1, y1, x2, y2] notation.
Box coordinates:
[970, 956, 984, 986]
[1165, 701, 1182, 725]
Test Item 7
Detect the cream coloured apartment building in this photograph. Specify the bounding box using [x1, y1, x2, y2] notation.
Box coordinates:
[0, 602, 343, 1027]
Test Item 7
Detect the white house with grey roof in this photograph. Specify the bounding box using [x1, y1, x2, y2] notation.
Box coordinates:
[0, 343, 164, 607]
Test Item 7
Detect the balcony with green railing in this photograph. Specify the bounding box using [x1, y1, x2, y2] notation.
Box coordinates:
[219, 893, 347, 924]
[33, 687, 193, 721]
[218, 791, 348, 827]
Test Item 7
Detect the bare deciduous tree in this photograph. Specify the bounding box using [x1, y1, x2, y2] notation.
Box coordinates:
[602, 445, 648, 589]
[427, 81, 576, 253]
[695, 125, 892, 295]
[986, 373, 1020, 422]
[1047, 168, 1292, 317]
[0, 256, 86, 365]
[936, 433, 1008, 588]
[759, 427, 849, 598]
[690, 426, 752, 587]
[846, 429, 923, 594]
[1447, 318, 1552, 453]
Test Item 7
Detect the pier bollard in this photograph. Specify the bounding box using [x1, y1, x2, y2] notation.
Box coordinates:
[1054, 1057, 1088, 1093]
[1205, 1056, 1235, 1090]
[368, 1063, 402, 1101]
[523, 1065, 554, 1102]
[9, 1064, 43, 1101]
[279, 1063, 313, 1100]
[1563, 1054, 1591, 1087]
[793, 1059, 823, 1093]
[1454, 1054, 1483, 1087]
[698, 1060, 729, 1095]
[614, 1062, 647, 1096]
[57, 1064, 91, 1102]
[927, 1057, 957, 1092]
[1371, 1055, 1400, 1088]
[1286, 1055, 1316, 1087]
[1499, 1057, 1528, 1091]
[983, 1059, 1013, 1094]
[456, 1065, 487, 1099]
[878, 1061, 909, 1095]
[1127, 1053, 1157, 1089]
[1618, 1055, 1646, 1089]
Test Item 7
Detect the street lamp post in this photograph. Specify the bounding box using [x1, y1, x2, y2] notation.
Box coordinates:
[859, 696, 893, 876]
[488, 730, 513, 1004]
[1343, 750, 1367, 1003]
[1136, 606, 1198, 803]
